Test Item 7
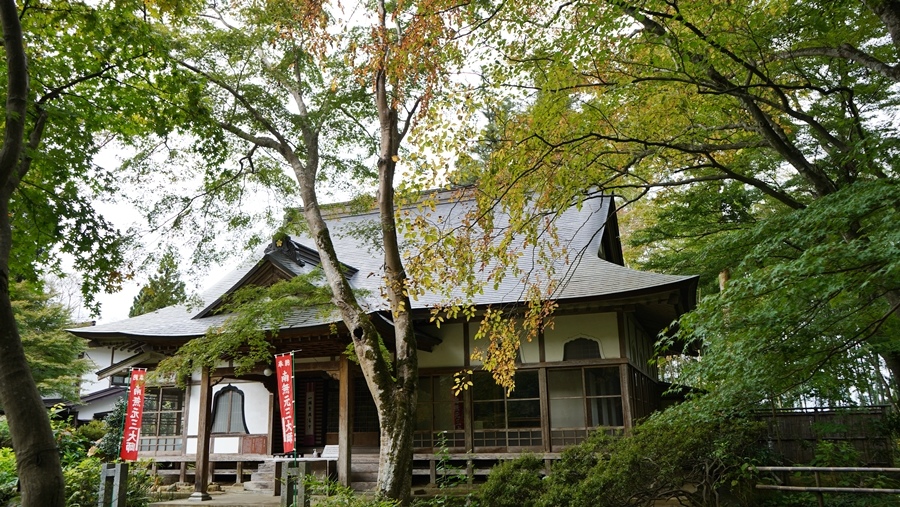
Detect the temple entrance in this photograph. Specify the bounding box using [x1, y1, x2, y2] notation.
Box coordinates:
[296, 376, 327, 448]
[269, 373, 337, 451]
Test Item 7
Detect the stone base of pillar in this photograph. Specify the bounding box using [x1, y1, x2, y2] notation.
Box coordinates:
[188, 491, 212, 501]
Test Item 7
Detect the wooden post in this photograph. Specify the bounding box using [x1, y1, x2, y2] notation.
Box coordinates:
[337, 355, 352, 486]
[619, 364, 633, 431]
[539, 368, 551, 451]
[190, 368, 213, 501]
[97, 462, 128, 507]
[273, 461, 283, 497]
[463, 323, 474, 453]
[280, 461, 309, 507]
[814, 471, 825, 507]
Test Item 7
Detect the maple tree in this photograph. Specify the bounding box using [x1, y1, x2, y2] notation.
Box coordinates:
[449, 0, 900, 412]
[0, 0, 202, 503]
[148, 0, 486, 501]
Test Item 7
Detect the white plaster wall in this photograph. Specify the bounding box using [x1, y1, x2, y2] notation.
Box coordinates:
[77, 393, 125, 420]
[80, 347, 133, 395]
[187, 384, 201, 436]
[544, 313, 619, 361]
[467, 319, 538, 365]
[186, 437, 197, 454]
[213, 437, 240, 453]
[418, 322, 465, 368]
[519, 333, 540, 364]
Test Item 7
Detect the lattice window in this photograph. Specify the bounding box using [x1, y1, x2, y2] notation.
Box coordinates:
[472, 370, 542, 449]
[140, 387, 184, 452]
[563, 337, 602, 360]
[415, 374, 464, 449]
[211, 385, 249, 434]
[548, 366, 623, 431]
[353, 376, 379, 432]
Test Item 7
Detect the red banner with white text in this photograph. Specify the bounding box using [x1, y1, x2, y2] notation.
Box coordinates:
[120, 368, 147, 461]
[275, 354, 296, 453]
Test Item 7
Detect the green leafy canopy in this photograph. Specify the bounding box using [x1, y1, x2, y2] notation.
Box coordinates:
[155, 269, 334, 383]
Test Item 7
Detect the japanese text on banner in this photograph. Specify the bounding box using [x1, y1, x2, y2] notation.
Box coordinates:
[120, 368, 147, 461]
[275, 354, 295, 453]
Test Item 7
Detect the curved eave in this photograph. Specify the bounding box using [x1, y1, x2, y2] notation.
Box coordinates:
[553, 275, 699, 313]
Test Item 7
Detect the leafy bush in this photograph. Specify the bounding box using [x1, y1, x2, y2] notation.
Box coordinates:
[477, 454, 545, 507]
[302, 474, 399, 507]
[0, 417, 10, 448]
[64, 456, 103, 507]
[124, 461, 153, 507]
[534, 409, 765, 507]
[62, 457, 152, 507]
[51, 413, 90, 467]
[96, 398, 126, 461]
[0, 448, 18, 505]
[0, 409, 150, 507]
[75, 420, 108, 445]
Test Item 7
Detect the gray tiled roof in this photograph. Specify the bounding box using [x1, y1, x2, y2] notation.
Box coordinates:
[71, 190, 696, 341]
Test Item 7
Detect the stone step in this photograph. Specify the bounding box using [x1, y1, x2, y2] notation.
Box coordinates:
[250, 471, 276, 482]
[351, 481, 378, 492]
[352, 462, 380, 472]
[256, 461, 276, 473]
[243, 480, 275, 493]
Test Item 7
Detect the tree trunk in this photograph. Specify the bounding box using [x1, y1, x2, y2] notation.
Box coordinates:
[287, 135, 417, 503]
[0, 206, 65, 507]
[0, 2, 66, 505]
[376, 386, 417, 501]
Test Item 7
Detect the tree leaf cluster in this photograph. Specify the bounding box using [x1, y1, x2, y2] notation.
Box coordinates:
[9, 281, 89, 403]
[5, 0, 216, 312]
[445, 0, 900, 408]
[155, 268, 334, 382]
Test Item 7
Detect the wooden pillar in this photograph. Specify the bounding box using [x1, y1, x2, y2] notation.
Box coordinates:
[539, 368, 551, 452]
[538, 323, 546, 363]
[190, 368, 213, 501]
[337, 355, 352, 486]
[463, 323, 475, 453]
[619, 363, 633, 432]
[463, 385, 474, 453]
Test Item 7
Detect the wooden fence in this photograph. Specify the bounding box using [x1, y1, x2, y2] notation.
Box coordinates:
[754, 406, 893, 466]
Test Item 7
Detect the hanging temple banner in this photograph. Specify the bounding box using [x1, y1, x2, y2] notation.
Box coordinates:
[120, 368, 147, 461]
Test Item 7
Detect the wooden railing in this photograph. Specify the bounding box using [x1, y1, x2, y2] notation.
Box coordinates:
[753, 406, 892, 466]
[755, 466, 900, 507]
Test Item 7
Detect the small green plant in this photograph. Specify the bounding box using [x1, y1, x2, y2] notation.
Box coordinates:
[0, 416, 10, 448]
[64, 456, 103, 507]
[62, 458, 153, 507]
[302, 473, 399, 507]
[811, 440, 860, 468]
[75, 419, 108, 444]
[0, 447, 18, 505]
[96, 397, 127, 461]
[414, 431, 471, 507]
